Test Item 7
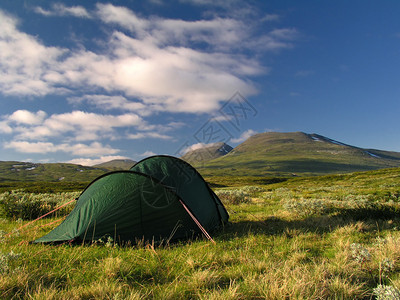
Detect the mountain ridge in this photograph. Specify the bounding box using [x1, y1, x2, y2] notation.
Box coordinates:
[197, 131, 400, 176]
[1, 131, 400, 181]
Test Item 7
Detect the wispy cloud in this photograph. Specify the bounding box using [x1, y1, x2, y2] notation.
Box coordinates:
[127, 132, 172, 140]
[230, 129, 257, 143]
[67, 155, 130, 166]
[180, 142, 219, 155]
[139, 150, 157, 157]
[262, 14, 280, 22]
[68, 95, 148, 115]
[295, 70, 314, 77]
[4, 141, 119, 156]
[34, 3, 91, 18]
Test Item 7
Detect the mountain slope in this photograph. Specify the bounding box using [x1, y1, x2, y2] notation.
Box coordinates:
[93, 159, 136, 171]
[181, 142, 233, 165]
[0, 161, 107, 182]
[198, 132, 400, 176]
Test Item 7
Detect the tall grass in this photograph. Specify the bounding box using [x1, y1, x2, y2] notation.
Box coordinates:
[1, 168, 400, 299]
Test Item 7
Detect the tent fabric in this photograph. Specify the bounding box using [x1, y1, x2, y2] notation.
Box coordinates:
[34, 156, 228, 244]
[130, 155, 229, 231]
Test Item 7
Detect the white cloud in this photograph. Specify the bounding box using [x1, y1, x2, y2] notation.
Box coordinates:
[96, 4, 148, 37]
[181, 142, 218, 155]
[0, 5, 298, 115]
[68, 142, 119, 156]
[127, 132, 172, 140]
[4, 141, 58, 153]
[139, 150, 157, 157]
[4, 140, 120, 157]
[68, 95, 149, 115]
[34, 3, 91, 18]
[1, 109, 177, 153]
[2, 110, 143, 141]
[230, 129, 257, 143]
[211, 114, 233, 122]
[0, 10, 67, 96]
[0, 121, 12, 134]
[96, 3, 247, 49]
[8, 110, 47, 125]
[67, 155, 129, 166]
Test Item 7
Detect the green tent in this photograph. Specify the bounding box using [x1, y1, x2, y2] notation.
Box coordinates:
[34, 156, 228, 244]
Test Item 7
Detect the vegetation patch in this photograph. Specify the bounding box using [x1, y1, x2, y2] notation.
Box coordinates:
[0, 191, 78, 220]
[1, 167, 400, 298]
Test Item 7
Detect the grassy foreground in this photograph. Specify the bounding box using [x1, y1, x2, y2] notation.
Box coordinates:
[1, 168, 400, 299]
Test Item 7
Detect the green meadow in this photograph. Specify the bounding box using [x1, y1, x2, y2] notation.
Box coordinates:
[1, 168, 400, 299]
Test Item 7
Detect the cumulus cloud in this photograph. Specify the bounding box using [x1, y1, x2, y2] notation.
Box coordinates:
[230, 129, 257, 143]
[2, 110, 143, 141]
[1, 109, 176, 148]
[0, 10, 67, 96]
[0, 5, 297, 114]
[0, 4, 299, 162]
[8, 110, 47, 125]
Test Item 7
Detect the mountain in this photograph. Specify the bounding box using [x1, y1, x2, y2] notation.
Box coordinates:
[181, 142, 233, 165]
[197, 132, 400, 176]
[2, 132, 400, 182]
[93, 159, 136, 171]
[0, 161, 107, 182]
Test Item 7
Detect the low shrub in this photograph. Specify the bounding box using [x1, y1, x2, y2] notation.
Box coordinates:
[215, 190, 251, 205]
[373, 284, 400, 300]
[215, 185, 265, 205]
[283, 198, 329, 217]
[239, 186, 265, 196]
[0, 191, 79, 220]
[0, 250, 21, 274]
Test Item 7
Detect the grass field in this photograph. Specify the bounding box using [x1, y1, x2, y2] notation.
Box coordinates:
[1, 168, 400, 299]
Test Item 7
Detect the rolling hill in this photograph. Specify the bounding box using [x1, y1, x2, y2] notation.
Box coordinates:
[0, 159, 137, 183]
[0, 161, 108, 182]
[197, 132, 400, 176]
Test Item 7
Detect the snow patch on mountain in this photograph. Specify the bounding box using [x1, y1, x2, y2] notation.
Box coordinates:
[365, 151, 381, 158]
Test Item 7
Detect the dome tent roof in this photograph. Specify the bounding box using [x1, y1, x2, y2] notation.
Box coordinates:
[34, 156, 228, 244]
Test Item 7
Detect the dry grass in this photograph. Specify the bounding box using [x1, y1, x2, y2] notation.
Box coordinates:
[2, 169, 400, 298]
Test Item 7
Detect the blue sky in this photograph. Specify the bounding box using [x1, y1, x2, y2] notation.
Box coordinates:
[0, 0, 399, 165]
